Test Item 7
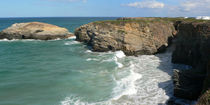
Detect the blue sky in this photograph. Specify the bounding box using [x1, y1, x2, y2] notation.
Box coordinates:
[1, 0, 210, 17]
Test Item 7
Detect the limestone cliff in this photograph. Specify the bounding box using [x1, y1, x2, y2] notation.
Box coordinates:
[75, 19, 176, 55]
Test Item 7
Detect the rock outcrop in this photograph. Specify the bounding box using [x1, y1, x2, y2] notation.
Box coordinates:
[0, 22, 73, 40]
[75, 19, 176, 55]
[75, 17, 210, 101]
[172, 21, 210, 100]
[197, 89, 210, 105]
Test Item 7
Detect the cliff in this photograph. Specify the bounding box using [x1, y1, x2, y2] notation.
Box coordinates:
[74, 17, 210, 103]
[0, 22, 73, 40]
[172, 21, 210, 100]
[75, 18, 176, 55]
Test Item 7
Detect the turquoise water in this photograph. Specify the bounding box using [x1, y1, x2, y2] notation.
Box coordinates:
[0, 17, 186, 105]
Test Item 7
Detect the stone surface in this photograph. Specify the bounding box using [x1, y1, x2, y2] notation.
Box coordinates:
[173, 69, 204, 100]
[172, 21, 210, 100]
[0, 22, 73, 40]
[75, 19, 176, 55]
[197, 89, 210, 105]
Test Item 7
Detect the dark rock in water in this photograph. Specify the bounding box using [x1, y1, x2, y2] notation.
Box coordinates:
[172, 21, 210, 100]
[75, 19, 176, 55]
[203, 62, 210, 92]
[0, 22, 74, 40]
[173, 69, 205, 100]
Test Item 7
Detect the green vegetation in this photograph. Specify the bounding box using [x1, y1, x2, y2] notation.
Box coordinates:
[117, 30, 127, 34]
[93, 17, 210, 25]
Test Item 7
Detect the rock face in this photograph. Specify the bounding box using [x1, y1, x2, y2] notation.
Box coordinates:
[173, 69, 205, 100]
[75, 19, 176, 55]
[172, 21, 210, 100]
[0, 22, 73, 40]
[197, 89, 210, 105]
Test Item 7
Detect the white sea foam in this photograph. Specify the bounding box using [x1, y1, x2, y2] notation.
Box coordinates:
[61, 95, 110, 105]
[0, 38, 41, 42]
[112, 61, 142, 100]
[68, 36, 76, 40]
[49, 38, 61, 41]
[113, 51, 126, 68]
[86, 58, 99, 61]
[64, 41, 80, 45]
[0, 38, 9, 41]
[114, 51, 126, 59]
[85, 50, 92, 53]
[60, 51, 194, 105]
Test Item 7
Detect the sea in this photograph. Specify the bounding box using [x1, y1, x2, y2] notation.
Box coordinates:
[0, 17, 194, 105]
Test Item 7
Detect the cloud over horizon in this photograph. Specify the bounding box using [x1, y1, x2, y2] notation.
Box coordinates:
[125, 0, 165, 9]
[124, 0, 210, 16]
[1, 0, 210, 17]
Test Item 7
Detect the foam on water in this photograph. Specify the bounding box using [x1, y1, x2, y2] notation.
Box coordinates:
[60, 49, 197, 105]
[114, 51, 126, 59]
[68, 36, 76, 40]
[113, 51, 126, 68]
[60, 50, 174, 105]
[64, 41, 80, 45]
[0, 38, 40, 42]
[109, 53, 174, 105]
[111, 61, 142, 100]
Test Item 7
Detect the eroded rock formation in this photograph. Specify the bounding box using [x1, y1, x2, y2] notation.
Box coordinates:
[0, 22, 73, 40]
[75, 19, 176, 55]
[75, 18, 210, 102]
[172, 21, 210, 100]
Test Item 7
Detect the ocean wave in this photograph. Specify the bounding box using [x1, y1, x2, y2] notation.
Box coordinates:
[113, 51, 126, 68]
[111, 61, 142, 100]
[60, 51, 185, 105]
[61, 95, 110, 105]
[67, 36, 76, 40]
[86, 58, 99, 61]
[114, 51, 126, 59]
[0, 38, 41, 42]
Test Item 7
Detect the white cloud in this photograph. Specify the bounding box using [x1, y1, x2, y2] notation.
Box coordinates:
[179, 0, 210, 11]
[167, 0, 210, 16]
[125, 0, 165, 9]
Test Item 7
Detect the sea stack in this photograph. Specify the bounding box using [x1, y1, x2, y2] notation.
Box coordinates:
[0, 22, 73, 40]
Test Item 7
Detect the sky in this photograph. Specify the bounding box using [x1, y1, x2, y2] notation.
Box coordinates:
[0, 0, 210, 17]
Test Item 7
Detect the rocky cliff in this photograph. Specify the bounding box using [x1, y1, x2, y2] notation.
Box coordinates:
[0, 22, 73, 40]
[75, 19, 176, 55]
[75, 18, 210, 103]
[172, 21, 210, 100]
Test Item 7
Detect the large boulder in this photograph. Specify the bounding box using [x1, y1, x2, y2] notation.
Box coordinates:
[0, 22, 73, 40]
[172, 21, 210, 100]
[75, 19, 176, 55]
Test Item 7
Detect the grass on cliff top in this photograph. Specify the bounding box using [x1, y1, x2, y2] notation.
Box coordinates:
[93, 17, 210, 25]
